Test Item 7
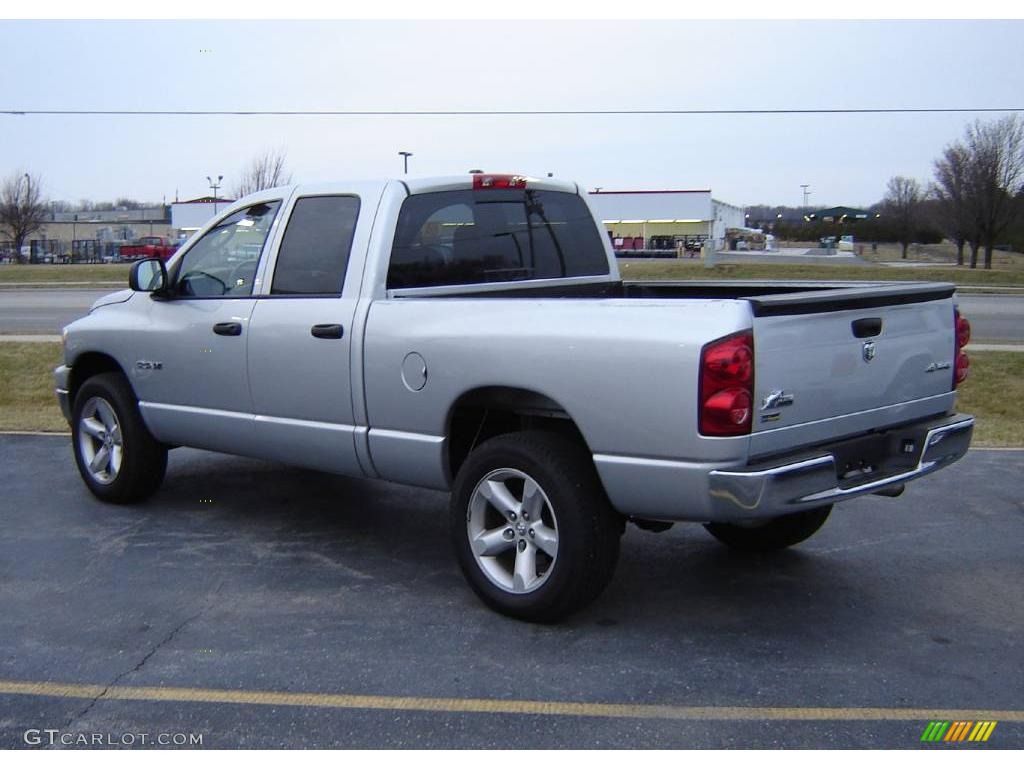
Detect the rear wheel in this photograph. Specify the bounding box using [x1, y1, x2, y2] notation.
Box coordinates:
[71, 372, 167, 503]
[450, 431, 622, 622]
[704, 506, 832, 552]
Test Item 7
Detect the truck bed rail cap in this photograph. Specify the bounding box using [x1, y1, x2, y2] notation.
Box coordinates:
[746, 281, 956, 316]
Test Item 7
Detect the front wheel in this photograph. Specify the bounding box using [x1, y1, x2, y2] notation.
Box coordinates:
[71, 372, 168, 503]
[704, 506, 832, 552]
[450, 431, 622, 622]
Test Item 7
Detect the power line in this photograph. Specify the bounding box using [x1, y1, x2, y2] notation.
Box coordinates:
[2, 107, 1023, 117]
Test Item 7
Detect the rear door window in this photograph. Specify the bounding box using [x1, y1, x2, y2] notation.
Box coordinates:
[388, 189, 609, 289]
[271, 196, 361, 295]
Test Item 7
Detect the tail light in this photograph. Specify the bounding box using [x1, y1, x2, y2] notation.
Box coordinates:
[473, 173, 527, 190]
[953, 308, 970, 388]
[699, 331, 754, 436]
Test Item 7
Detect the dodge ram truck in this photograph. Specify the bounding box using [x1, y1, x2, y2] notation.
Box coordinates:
[55, 173, 975, 621]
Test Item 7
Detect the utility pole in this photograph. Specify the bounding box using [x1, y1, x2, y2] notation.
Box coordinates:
[207, 175, 223, 214]
[23, 174, 32, 262]
[398, 151, 413, 175]
[801, 184, 811, 208]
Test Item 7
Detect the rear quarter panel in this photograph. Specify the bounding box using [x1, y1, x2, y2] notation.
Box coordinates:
[361, 297, 753, 489]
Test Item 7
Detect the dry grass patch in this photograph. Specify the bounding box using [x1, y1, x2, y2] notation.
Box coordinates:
[955, 352, 1024, 447]
[0, 342, 68, 432]
[0, 264, 129, 285]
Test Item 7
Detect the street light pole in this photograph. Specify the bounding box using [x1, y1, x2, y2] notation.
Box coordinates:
[398, 151, 412, 175]
[207, 174, 223, 214]
[801, 184, 811, 208]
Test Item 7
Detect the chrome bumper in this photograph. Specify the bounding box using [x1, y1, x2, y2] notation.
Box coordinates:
[54, 365, 72, 423]
[708, 415, 974, 521]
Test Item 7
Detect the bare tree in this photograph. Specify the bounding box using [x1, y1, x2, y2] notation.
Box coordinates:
[962, 115, 1024, 270]
[232, 149, 293, 198]
[881, 176, 923, 259]
[0, 171, 48, 263]
[932, 142, 977, 266]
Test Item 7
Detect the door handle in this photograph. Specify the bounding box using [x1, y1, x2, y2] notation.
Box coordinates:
[213, 321, 242, 336]
[311, 323, 344, 339]
[851, 317, 883, 338]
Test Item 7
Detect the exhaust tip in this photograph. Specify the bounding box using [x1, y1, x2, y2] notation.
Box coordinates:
[873, 484, 905, 498]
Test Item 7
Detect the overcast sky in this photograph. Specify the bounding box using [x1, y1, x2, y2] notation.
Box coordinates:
[1, 19, 1022, 208]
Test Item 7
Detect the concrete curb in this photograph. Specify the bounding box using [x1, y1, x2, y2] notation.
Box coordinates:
[0, 431, 70, 436]
[0, 282, 122, 289]
[967, 344, 1024, 352]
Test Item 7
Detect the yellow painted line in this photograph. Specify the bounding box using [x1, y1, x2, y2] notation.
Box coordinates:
[1, 679, 1023, 723]
[982, 721, 998, 741]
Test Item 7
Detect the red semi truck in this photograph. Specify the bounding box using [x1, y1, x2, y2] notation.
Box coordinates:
[119, 236, 178, 262]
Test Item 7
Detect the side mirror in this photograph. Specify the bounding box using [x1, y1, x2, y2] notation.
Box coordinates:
[129, 258, 168, 294]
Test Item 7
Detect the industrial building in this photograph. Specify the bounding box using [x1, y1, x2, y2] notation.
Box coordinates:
[586, 189, 746, 255]
[7, 206, 177, 262]
[170, 196, 236, 232]
[3, 196, 235, 262]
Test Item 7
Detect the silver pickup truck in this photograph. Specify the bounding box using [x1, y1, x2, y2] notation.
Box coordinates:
[55, 173, 974, 621]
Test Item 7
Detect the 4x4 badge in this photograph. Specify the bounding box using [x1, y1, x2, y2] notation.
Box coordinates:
[862, 341, 876, 362]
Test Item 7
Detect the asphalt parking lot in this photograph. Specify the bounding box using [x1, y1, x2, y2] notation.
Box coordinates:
[1, 435, 1021, 748]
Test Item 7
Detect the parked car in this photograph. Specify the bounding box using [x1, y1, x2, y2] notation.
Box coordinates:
[55, 173, 974, 621]
[118, 236, 178, 262]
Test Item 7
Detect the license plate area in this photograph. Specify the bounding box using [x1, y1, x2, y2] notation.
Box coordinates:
[831, 427, 925, 488]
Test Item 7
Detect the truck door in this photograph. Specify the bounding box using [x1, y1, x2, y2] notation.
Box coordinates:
[134, 200, 282, 454]
[246, 193, 367, 476]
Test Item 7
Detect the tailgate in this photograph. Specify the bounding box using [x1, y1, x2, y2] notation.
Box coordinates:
[749, 283, 958, 456]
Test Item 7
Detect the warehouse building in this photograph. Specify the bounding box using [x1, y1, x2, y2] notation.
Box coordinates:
[5, 206, 177, 262]
[586, 189, 746, 255]
[170, 196, 236, 232]
[2, 196, 236, 262]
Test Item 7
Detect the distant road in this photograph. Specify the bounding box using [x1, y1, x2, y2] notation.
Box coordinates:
[0, 288, 1020, 342]
[0, 290, 107, 334]
[956, 294, 1023, 342]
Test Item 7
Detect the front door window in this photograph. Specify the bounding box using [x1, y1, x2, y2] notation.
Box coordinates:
[174, 201, 281, 297]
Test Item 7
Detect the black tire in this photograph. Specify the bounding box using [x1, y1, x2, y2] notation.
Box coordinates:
[71, 372, 167, 503]
[704, 506, 832, 552]
[450, 430, 622, 623]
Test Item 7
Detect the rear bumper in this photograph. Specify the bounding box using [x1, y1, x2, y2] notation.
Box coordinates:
[594, 412, 974, 523]
[707, 414, 973, 521]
